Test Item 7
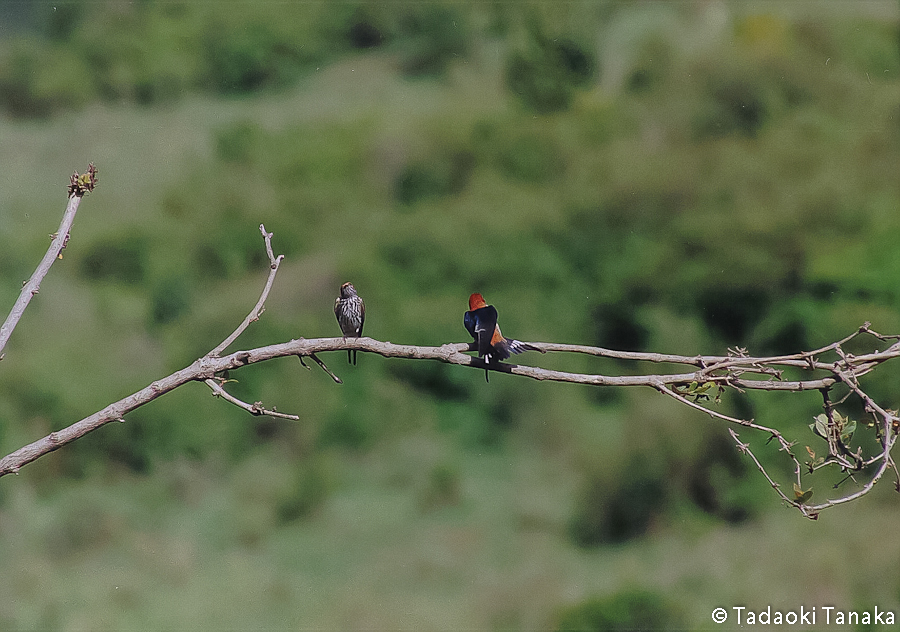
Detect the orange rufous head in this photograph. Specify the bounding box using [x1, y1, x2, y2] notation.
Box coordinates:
[468, 293, 488, 310]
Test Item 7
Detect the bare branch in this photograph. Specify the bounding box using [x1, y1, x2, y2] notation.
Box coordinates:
[728, 428, 813, 517]
[1, 220, 286, 475]
[305, 353, 343, 384]
[208, 224, 283, 357]
[2, 333, 896, 483]
[0, 164, 98, 357]
[205, 378, 300, 420]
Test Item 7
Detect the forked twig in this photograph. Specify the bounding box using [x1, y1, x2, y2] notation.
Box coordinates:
[205, 379, 300, 420]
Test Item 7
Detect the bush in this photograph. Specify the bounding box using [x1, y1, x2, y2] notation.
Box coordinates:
[568, 459, 666, 546]
[554, 589, 684, 631]
[192, 221, 269, 281]
[388, 363, 469, 402]
[80, 234, 149, 285]
[276, 460, 330, 523]
[74, 5, 203, 105]
[0, 2, 357, 116]
[0, 38, 94, 118]
[149, 275, 191, 326]
[695, 286, 772, 344]
[417, 463, 462, 511]
[395, 5, 469, 77]
[590, 302, 651, 352]
[472, 120, 565, 183]
[344, 7, 387, 49]
[204, 22, 294, 94]
[506, 33, 595, 114]
[318, 408, 373, 450]
[215, 121, 264, 164]
[690, 54, 809, 139]
[394, 152, 474, 206]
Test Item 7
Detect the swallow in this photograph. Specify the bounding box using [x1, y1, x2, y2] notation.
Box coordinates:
[464, 293, 542, 381]
[334, 282, 365, 365]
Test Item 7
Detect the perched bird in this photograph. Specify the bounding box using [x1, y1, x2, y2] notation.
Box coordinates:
[334, 282, 365, 365]
[464, 293, 542, 381]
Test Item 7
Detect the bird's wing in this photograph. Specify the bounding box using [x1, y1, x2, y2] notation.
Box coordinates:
[488, 324, 511, 360]
[464, 310, 477, 339]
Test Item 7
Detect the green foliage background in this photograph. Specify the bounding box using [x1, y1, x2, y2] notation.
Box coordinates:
[1, 1, 899, 629]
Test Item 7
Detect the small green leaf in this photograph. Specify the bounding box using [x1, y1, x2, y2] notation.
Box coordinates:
[841, 419, 857, 443]
[810, 414, 829, 439]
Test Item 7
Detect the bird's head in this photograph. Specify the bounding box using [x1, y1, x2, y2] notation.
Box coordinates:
[468, 293, 488, 310]
[340, 282, 357, 298]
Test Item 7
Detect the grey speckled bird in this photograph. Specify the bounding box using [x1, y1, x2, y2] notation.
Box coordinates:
[334, 282, 365, 365]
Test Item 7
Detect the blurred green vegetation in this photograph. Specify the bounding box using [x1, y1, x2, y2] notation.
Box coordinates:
[554, 588, 684, 631]
[1, 1, 899, 629]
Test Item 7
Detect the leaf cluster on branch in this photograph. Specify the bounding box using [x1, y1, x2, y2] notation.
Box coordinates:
[0, 167, 897, 520]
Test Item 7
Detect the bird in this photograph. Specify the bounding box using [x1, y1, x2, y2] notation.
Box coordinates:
[334, 282, 365, 365]
[464, 293, 542, 381]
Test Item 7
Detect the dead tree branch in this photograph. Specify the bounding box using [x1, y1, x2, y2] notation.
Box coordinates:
[0, 164, 97, 358]
[2, 324, 898, 519]
[205, 378, 300, 420]
[0, 195, 897, 519]
[209, 224, 282, 357]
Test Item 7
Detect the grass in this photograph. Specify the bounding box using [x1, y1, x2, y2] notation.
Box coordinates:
[2, 440, 898, 630]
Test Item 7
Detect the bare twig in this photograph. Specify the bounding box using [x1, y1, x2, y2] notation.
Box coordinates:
[205, 379, 300, 420]
[0, 164, 97, 358]
[728, 428, 813, 517]
[208, 224, 283, 357]
[306, 353, 342, 384]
